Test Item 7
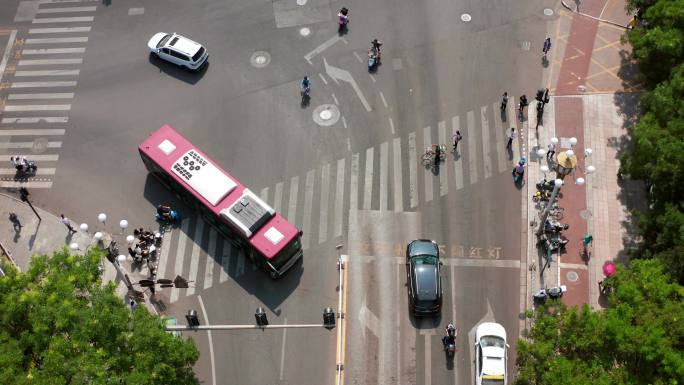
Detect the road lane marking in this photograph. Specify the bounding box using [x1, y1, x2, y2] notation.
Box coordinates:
[273, 181, 283, 212]
[1, 117, 68, 123]
[8, 92, 74, 99]
[15, 69, 80, 76]
[36, 6, 96, 13]
[185, 219, 204, 296]
[324, 58, 372, 112]
[333, 158, 345, 237]
[279, 318, 288, 381]
[350, 153, 359, 211]
[38, 0, 99, 3]
[358, 299, 380, 337]
[0, 141, 61, 148]
[319, 164, 330, 243]
[379, 142, 388, 211]
[352, 51, 363, 63]
[423, 126, 433, 202]
[467, 110, 478, 184]
[157, 225, 173, 281]
[438, 121, 448, 196]
[388, 117, 395, 134]
[0, 30, 17, 85]
[379, 91, 388, 108]
[197, 295, 217, 385]
[25, 37, 88, 44]
[408, 131, 418, 207]
[481, 105, 493, 179]
[170, 219, 190, 303]
[363, 147, 373, 210]
[220, 240, 230, 283]
[355, 254, 521, 268]
[287, 176, 299, 226]
[302, 169, 315, 249]
[10, 81, 77, 87]
[32, 16, 94, 23]
[425, 335, 432, 385]
[392, 137, 403, 212]
[452, 116, 464, 190]
[450, 263, 459, 385]
[493, 102, 508, 173]
[0, 181, 52, 188]
[304, 35, 342, 64]
[0, 129, 64, 135]
[203, 228, 217, 290]
[29, 26, 91, 33]
[18, 58, 83, 66]
[22, 47, 85, 54]
[4, 104, 71, 111]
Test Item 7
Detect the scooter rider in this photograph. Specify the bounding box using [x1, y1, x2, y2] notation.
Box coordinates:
[157, 204, 172, 220]
[433, 144, 441, 166]
[301, 76, 311, 94]
[370, 38, 383, 62]
[442, 323, 456, 347]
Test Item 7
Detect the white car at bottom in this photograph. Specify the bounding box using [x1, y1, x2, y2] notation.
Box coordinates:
[475, 322, 509, 385]
[147, 32, 208, 71]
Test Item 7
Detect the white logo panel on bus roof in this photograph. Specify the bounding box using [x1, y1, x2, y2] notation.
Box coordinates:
[264, 226, 284, 245]
[170, 149, 237, 206]
[218, 189, 275, 238]
[158, 139, 176, 155]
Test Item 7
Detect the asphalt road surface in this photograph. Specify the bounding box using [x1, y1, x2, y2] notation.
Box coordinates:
[0, 0, 556, 383]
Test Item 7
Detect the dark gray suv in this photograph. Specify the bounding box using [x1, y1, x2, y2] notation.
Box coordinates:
[406, 239, 443, 316]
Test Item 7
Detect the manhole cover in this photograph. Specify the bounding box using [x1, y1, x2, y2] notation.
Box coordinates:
[296, 0, 307, 5]
[32, 137, 49, 153]
[566, 270, 579, 282]
[460, 13, 472, 22]
[250, 51, 271, 68]
[299, 27, 311, 37]
[543, 8, 554, 16]
[312, 104, 340, 126]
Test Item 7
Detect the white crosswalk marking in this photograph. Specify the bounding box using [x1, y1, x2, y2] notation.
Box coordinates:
[220, 240, 230, 283]
[363, 147, 374, 210]
[10, 81, 77, 88]
[423, 126, 433, 202]
[18, 58, 83, 66]
[1, 117, 68, 123]
[452, 116, 464, 190]
[36, 6, 96, 13]
[22, 48, 85, 55]
[7, 154, 58, 161]
[170, 220, 191, 303]
[350, 153, 359, 211]
[185, 219, 204, 296]
[287, 176, 299, 225]
[0, 168, 55, 175]
[32, 17, 94, 23]
[493, 102, 508, 173]
[25, 37, 88, 44]
[15, 70, 80, 76]
[392, 137, 403, 212]
[333, 158, 345, 237]
[319, 164, 330, 244]
[467, 110, 478, 184]
[4, 104, 71, 111]
[0, 129, 64, 136]
[8, 92, 74, 99]
[408, 132, 418, 207]
[38, 0, 99, 3]
[203, 229, 217, 290]
[438, 121, 448, 196]
[0, 141, 61, 149]
[481, 105, 493, 179]
[379, 142, 388, 210]
[29, 27, 91, 33]
[273, 181, 283, 212]
[157, 228, 174, 280]
[302, 169, 315, 249]
[0, 181, 52, 188]
[260, 187, 268, 202]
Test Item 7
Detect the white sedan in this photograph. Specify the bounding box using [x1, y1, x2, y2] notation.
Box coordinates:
[475, 322, 509, 385]
[147, 32, 208, 71]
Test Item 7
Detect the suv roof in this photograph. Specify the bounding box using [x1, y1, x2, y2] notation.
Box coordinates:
[166, 34, 201, 56]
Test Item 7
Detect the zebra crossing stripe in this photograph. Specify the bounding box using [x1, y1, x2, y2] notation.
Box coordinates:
[493, 102, 508, 173]
[170, 219, 190, 303]
[22, 48, 85, 54]
[362, 148, 374, 210]
[273, 181, 283, 212]
[0, 181, 52, 188]
[422, 126, 433, 202]
[18, 58, 83, 66]
[438, 121, 448, 196]
[350, 153, 359, 211]
[0, 168, 55, 175]
[467, 110, 478, 185]
[8, 92, 74, 99]
[25, 37, 88, 44]
[15, 69, 80, 76]
[9, 154, 58, 161]
[203, 229, 217, 290]
[32, 17, 94, 23]
[302, 169, 315, 249]
[333, 158, 345, 237]
[318, 164, 330, 244]
[157, 226, 173, 281]
[408, 132, 418, 207]
[36, 6, 96, 13]
[38, 0, 99, 3]
[481, 106, 493, 179]
[379, 142, 388, 210]
[185, 219, 204, 296]
[4, 104, 71, 111]
[392, 137, 403, 212]
[29, 27, 91, 33]
[287, 176, 299, 226]
[0, 129, 65, 135]
[220, 240, 230, 283]
[10, 81, 77, 87]
[507, 96, 516, 133]
[1, 117, 68, 123]
[0, 141, 61, 149]
[452, 116, 464, 190]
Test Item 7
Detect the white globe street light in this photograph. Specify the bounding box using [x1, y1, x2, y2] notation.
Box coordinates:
[119, 219, 128, 235]
[576, 177, 585, 185]
[94, 231, 103, 241]
[80, 223, 88, 232]
[584, 148, 593, 157]
[586, 165, 596, 174]
[98, 213, 107, 227]
[554, 179, 563, 188]
[126, 235, 135, 244]
[551, 137, 559, 145]
[540, 165, 549, 179]
[117, 254, 127, 263]
[566, 149, 574, 158]
[536, 148, 546, 160]
[70, 242, 79, 251]
[569, 137, 578, 147]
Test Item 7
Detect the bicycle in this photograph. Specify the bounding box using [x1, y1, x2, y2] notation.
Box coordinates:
[548, 206, 565, 220]
[421, 145, 446, 166]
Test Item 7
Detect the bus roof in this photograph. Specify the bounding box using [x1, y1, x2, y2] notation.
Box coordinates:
[139, 124, 299, 260]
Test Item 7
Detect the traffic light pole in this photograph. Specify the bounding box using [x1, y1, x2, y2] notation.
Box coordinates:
[166, 324, 326, 331]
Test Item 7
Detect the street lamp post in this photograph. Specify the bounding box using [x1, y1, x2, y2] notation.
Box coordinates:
[536, 179, 564, 236]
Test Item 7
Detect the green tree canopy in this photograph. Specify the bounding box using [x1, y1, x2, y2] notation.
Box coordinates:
[0, 248, 199, 385]
[515, 259, 684, 385]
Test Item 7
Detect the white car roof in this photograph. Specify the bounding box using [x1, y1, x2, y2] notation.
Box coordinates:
[167, 34, 201, 56]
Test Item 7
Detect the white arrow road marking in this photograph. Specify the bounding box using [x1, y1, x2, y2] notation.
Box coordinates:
[357, 298, 380, 339]
[304, 35, 343, 64]
[323, 58, 372, 112]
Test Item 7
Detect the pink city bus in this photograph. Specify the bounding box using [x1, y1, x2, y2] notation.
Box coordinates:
[139, 124, 303, 278]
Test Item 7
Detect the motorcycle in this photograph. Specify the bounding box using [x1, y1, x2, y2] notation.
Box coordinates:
[536, 178, 555, 192]
[544, 219, 569, 234]
[156, 209, 179, 223]
[533, 285, 567, 304]
[538, 232, 568, 253]
[11, 157, 37, 176]
[368, 49, 379, 71]
[442, 324, 457, 360]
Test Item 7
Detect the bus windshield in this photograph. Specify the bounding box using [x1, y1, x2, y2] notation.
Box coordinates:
[269, 236, 302, 270]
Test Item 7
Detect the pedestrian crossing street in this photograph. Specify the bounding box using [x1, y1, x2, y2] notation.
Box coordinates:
[155, 100, 524, 303]
[0, 0, 98, 188]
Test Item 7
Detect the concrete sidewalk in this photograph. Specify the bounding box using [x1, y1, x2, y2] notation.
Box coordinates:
[524, 0, 644, 316]
[0, 191, 158, 314]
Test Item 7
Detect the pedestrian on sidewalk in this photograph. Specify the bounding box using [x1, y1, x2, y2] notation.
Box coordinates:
[542, 37, 551, 58]
[546, 142, 556, 160]
[500, 92, 508, 111]
[60, 214, 76, 233]
[518, 95, 528, 120]
[9, 212, 22, 232]
[506, 128, 516, 149]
